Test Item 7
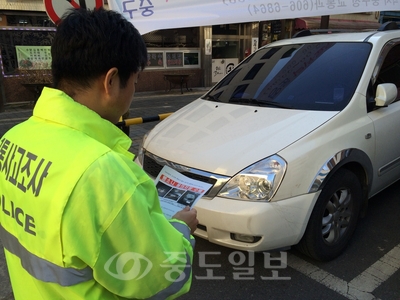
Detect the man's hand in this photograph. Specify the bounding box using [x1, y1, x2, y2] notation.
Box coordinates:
[172, 206, 199, 234]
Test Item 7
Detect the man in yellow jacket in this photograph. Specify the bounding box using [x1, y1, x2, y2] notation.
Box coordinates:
[0, 7, 198, 300]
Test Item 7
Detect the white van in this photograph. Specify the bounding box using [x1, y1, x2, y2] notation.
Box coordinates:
[136, 23, 400, 261]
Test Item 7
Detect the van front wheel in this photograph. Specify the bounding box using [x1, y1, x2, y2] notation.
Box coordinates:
[297, 169, 362, 261]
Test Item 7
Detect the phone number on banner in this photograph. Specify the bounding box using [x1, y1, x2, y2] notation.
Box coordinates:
[222, 0, 397, 16]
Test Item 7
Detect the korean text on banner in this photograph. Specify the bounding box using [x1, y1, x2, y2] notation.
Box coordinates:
[108, 0, 394, 35]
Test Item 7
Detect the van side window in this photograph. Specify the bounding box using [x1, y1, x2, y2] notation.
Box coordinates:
[376, 44, 400, 102]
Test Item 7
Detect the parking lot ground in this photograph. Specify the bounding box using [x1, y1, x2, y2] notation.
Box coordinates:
[1, 87, 399, 300]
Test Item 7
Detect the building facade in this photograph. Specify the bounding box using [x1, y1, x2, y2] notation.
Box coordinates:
[0, 0, 384, 107]
[379, 11, 400, 24]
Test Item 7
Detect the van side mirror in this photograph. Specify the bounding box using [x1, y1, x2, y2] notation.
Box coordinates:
[375, 83, 398, 107]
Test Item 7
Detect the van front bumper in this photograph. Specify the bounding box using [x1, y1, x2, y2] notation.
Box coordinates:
[193, 192, 320, 252]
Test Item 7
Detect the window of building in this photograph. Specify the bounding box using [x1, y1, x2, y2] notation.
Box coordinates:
[212, 23, 251, 36]
[142, 27, 199, 48]
[143, 27, 200, 70]
[146, 50, 200, 69]
[5, 15, 54, 27]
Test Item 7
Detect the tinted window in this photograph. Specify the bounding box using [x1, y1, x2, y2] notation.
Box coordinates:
[203, 42, 371, 111]
[376, 44, 400, 102]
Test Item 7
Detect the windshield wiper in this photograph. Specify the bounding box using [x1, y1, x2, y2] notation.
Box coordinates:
[203, 94, 220, 102]
[229, 98, 292, 109]
[260, 101, 293, 109]
[229, 98, 263, 106]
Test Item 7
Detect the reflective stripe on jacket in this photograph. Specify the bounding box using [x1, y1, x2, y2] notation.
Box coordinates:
[0, 87, 194, 299]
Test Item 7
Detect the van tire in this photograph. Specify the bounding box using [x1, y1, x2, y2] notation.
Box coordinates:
[296, 169, 362, 261]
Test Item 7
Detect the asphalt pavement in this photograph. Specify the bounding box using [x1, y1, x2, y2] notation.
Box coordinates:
[1, 87, 399, 300]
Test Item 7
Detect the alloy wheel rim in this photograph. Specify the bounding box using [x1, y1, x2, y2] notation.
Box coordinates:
[321, 188, 353, 245]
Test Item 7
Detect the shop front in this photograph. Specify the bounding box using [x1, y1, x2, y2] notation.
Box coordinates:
[140, 27, 202, 93]
[0, 24, 204, 105]
[0, 3, 384, 105]
[210, 23, 254, 84]
[259, 19, 295, 45]
[379, 11, 400, 26]
[293, 13, 381, 31]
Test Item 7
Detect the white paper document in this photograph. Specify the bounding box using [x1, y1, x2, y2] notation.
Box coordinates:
[154, 166, 212, 219]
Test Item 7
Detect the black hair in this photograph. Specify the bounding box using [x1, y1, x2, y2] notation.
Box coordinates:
[51, 8, 147, 89]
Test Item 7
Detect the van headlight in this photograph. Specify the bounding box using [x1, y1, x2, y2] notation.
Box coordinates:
[218, 155, 286, 202]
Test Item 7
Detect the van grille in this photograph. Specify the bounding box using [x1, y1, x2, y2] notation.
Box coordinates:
[143, 153, 222, 197]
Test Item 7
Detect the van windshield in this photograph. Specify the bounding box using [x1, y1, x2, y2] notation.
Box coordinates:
[202, 42, 371, 111]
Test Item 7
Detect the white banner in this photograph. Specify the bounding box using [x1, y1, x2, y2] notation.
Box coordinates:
[108, 0, 396, 34]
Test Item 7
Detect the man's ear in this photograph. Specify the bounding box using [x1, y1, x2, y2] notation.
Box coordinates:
[103, 67, 119, 96]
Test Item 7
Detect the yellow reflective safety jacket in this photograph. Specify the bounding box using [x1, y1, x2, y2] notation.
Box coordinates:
[0, 87, 195, 299]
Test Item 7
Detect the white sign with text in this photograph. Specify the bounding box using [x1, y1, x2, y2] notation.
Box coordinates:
[154, 166, 212, 219]
[108, 0, 395, 34]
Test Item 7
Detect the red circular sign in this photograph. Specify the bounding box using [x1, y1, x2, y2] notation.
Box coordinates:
[44, 0, 104, 25]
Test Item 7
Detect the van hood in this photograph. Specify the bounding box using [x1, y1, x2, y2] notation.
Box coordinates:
[144, 99, 337, 176]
